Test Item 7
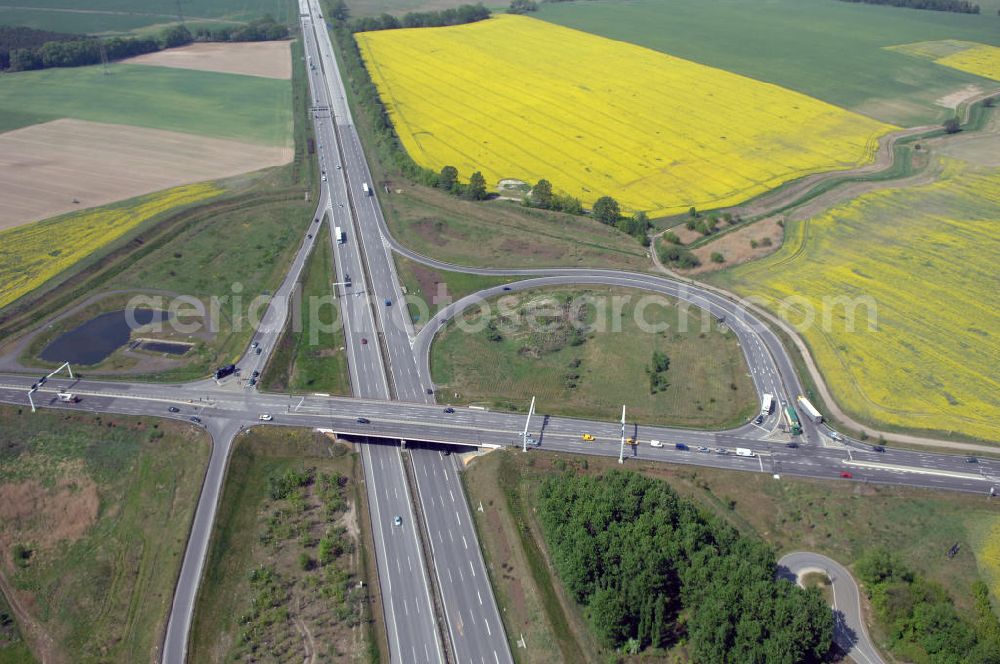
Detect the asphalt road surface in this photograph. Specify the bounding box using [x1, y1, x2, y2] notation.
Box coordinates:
[778, 552, 885, 664]
[300, 4, 447, 661]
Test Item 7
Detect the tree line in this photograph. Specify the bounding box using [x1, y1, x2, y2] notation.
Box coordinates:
[856, 548, 1000, 663]
[330, 4, 450, 188]
[525, 180, 652, 244]
[537, 471, 833, 659]
[2, 16, 288, 72]
[347, 3, 491, 33]
[0, 25, 76, 70]
[191, 16, 289, 42]
[835, 0, 980, 13]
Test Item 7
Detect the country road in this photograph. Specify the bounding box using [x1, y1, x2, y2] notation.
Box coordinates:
[778, 552, 885, 664]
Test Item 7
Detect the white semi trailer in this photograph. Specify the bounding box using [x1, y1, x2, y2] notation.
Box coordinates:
[760, 393, 774, 416]
[797, 395, 823, 424]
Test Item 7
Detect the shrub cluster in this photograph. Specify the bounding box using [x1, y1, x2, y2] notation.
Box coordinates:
[856, 548, 1000, 662]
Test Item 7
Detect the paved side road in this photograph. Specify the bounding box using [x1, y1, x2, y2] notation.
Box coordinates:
[777, 552, 885, 664]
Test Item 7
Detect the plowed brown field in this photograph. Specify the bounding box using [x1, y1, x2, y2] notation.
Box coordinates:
[0, 118, 291, 229]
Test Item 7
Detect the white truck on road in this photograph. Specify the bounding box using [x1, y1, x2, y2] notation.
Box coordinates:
[57, 392, 79, 403]
[797, 395, 823, 424]
[736, 447, 756, 457]
[760, 393, 774, 416]
[335, 226, 345, 244]
[362, 182, 371, 195]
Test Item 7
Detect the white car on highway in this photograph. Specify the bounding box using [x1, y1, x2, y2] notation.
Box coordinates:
[258, 413, 273, 421]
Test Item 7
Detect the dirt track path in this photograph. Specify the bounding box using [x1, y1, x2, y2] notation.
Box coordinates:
[0, 570, 59, 664]
[717, 87, 997, 220]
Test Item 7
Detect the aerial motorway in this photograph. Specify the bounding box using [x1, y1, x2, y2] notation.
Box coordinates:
[2, 0, 998, 662]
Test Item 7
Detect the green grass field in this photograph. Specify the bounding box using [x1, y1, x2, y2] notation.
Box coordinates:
[539, 0, 999, 126]
[709, 156, 1000, 443]
[431, 286, 756, 427]
[394, 255, 514, 324]
[261, 223, 351, 394]
[465, 450, 1000, 664]
[0, 63, 291, 144]
[0, 0, 296, 34]
[383, 186, 650, 270]
[0, 405, 209, 663]
[188, 428, 374, 662]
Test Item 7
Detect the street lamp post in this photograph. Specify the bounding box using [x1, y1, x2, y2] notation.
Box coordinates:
[618, 405, 626, 464]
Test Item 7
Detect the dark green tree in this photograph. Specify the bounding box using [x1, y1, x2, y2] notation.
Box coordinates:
[943, 116, 961, 134]
[438, 165, 458, 192]
[592, 196, 621, 225]
[330, 0, 350, 21]
[530, 178, 553, 209]
[465, 171, 488, 200]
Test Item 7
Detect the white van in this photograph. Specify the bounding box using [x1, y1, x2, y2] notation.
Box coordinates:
[258, 413, 273, 421]
[649, 440, 663, 448]
[736, 447, 756, 457]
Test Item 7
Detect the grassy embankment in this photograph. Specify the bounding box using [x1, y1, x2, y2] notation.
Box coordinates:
[0, 405, 209, 663]
[430, 285, 756, 426]
[393, 255, 514, 325]
[187, 428, 379, 663]
[261, 222, 351, 394]
[539, 0, 1000, 127]
[464, 449, 1000, 663]
[4, 38, 320, 381]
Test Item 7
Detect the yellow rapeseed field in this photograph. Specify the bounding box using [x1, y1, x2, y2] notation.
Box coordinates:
[972, 516, 1000, 603]
[719, 159, 1000, 442]
[355, 15, 892, 216]
[888, 40, 1000, 81]
[937, 43, 1000, 81]
[0, 183, 221, 310]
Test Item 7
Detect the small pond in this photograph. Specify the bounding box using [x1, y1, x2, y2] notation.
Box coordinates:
[40, 309, 171, 365]
[139, 340, 191, 355]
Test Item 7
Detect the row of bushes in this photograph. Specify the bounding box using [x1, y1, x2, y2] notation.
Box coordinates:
[835, 0, 980, 13]
[345, 3, 490, 33]
[2, 16, 288, 72]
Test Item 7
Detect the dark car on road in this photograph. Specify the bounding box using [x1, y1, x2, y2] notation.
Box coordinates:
[190, 416, 202, 424]
[168, 406, 180, 413]
[786, 442, 799, 449]
[356, 417, 370, 424]
[444, 407, 455, 414]
[872, 445, 885, 452]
